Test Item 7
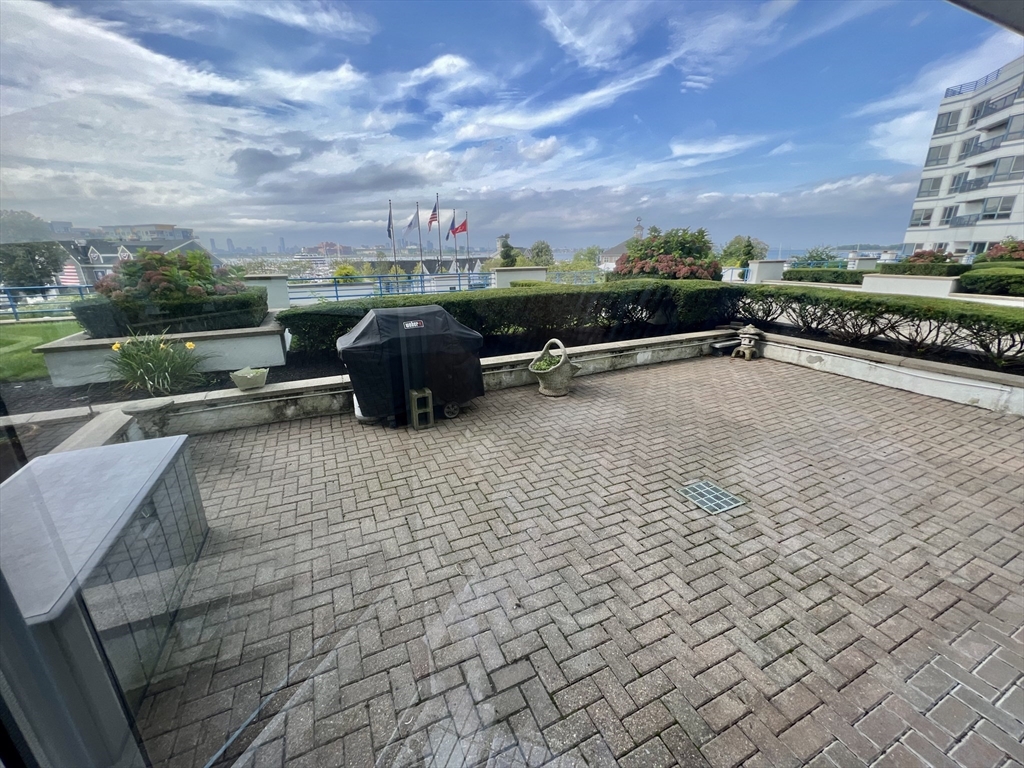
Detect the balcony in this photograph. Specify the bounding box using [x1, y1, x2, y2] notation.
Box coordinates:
[961, 133, 1007, 161]
[949, 213, 981, 227]
[960, 176, 992, 193]
[967, 87, 1023, 126]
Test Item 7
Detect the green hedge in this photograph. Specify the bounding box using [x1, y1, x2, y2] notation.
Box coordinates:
[277, 280, 744, 352]
[958, 269, 1024, 297]
[737, 284, 1024, 366]
[508, 280, 556, 288]
[782, 268, 867, 285]
[72, 288, 268, 337]
[878, 263, 972, 276]
[969, 260, 1024, 270]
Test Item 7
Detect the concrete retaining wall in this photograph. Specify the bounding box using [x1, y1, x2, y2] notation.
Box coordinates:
[33, 313, 288, 387]
[493, 267, 548, 288]
[761, 334, 1024, 415]
[861, 273, 959, 298]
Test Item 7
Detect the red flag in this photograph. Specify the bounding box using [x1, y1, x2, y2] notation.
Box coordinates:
[452, 218, 468, 235]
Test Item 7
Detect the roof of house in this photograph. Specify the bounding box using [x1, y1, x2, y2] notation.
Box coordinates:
[599, 240, 630, 262]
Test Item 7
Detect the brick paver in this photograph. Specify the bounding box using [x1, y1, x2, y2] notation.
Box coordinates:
[137, 358, 1024, 767]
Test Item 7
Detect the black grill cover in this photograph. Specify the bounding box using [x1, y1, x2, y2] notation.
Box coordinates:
[336, 305, 485, 420]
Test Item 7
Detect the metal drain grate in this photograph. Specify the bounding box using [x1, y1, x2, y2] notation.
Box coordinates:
[678, 480, 745, 513]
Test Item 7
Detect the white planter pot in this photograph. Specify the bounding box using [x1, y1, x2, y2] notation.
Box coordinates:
[230, 367, 268, 390]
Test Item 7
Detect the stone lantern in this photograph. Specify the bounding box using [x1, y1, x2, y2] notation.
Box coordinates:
[731, 324, 764, 361]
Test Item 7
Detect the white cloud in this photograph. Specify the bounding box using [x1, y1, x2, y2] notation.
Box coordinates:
[866, 110, 934, 165]
[518, 136, 560, 162]
[768, 141, 795, 156]
[534, 0, 651, 70]
[177, 0, 377, 40]
[254, 62, 365, 102]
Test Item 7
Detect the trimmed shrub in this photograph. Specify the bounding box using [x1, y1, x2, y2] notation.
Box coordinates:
[782, 269, 867, 285]
[508, 280, 554, 288]
[877, 263, 972, 277]
[906, 249, 954, 264]
[969, 260, 1024, 270]
[277, 280, 743, 353]
[737, 284, 1024, 367]
[959, 269, 1024, 297]
[72, 288, 268, 337]
[975, 238, 1024, 263]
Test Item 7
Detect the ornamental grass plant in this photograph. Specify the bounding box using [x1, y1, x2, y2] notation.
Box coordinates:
[107, 335, 209, 396]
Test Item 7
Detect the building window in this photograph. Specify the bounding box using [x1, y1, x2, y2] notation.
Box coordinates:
[948, 172, 969, 193]
[992, 155, 1024, 182]
[980, 196, 1015, 220]
[901, 243, 924, 256]
[933, 110, 961, 134]
[924, 145, 951, 167]
[908, 209, 933, 227]
[958, 137, 979, 160]
[916, 177, 943, 198]
[939, 206, 959, 225]
[932, 242, 948, 252]
[968, 102, 986, 126]
[917, 178, 943, 198]
[970, 242, 990, 254]
[1006, 114, 1023, 141]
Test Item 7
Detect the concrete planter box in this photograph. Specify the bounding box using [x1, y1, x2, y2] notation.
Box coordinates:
[861, 273, 959, 298]
[34, 312, 288, 387]
[747, 260, 787, 283]
[243, 274, 290, 309]
[494, 266, 548, 288]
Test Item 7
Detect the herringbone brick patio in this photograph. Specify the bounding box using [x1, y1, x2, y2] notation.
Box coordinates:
[137, 358, 1024, 767]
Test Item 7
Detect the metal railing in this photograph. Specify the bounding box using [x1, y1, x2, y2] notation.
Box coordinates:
[949, 213, 982, 228]
[1, 284, 93, 320]
[961, 176, 992, 192]
[945, 67, 1002, 97]
[286, 272, 494, 305]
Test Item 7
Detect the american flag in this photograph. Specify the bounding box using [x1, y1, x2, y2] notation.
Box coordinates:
[427, 201, 439, 232]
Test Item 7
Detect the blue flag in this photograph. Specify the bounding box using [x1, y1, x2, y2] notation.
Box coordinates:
[445, 213, 456, 241]
[386, 206, 394, 241]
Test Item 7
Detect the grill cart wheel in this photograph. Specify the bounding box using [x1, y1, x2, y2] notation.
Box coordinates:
[443, 402, 461, 419]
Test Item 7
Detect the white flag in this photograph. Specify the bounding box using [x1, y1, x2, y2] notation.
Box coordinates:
[403, 209, 419, 238]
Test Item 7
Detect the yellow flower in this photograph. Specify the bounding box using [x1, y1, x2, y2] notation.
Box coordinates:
[185, 341, 196, 350]
[111, 342, 121, 351]
[160, 343, 167, 349]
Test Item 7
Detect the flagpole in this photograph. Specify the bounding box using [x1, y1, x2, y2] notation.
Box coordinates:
[389, 199, 398, 289]
[415, 202, 424, 273]
[436, 193, 442, 272]
[452, 208, 458, 273]
[465, 210, 470, 271]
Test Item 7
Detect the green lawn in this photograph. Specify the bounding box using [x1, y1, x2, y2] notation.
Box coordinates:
[0, 321, 81, 382]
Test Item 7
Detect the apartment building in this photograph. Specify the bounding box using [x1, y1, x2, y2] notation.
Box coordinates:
[902, 55, 1023, 259]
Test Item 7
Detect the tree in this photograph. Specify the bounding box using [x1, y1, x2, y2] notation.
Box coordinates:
[802, 245, 838, 265]
[332, 263, 360, 281]
[411, 262, 426, 274]
[0, 242, 67, 286]
[514, 253, 532, 267]
[387, 264, 406, 275]
[499, 235, 517, 268]
[719, 236, 768, 267]
[529, 240, 554, 266]
[369, 253, 393, 274]
[481, 256, 502, 271]
[557, 245, 603, 271]
[0, 210, 52, 244]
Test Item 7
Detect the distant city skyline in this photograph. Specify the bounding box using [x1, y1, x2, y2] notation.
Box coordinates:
[2, 1, 1020, 249]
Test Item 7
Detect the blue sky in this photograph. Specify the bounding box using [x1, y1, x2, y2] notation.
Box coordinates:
[0, 0, 1021, 251]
